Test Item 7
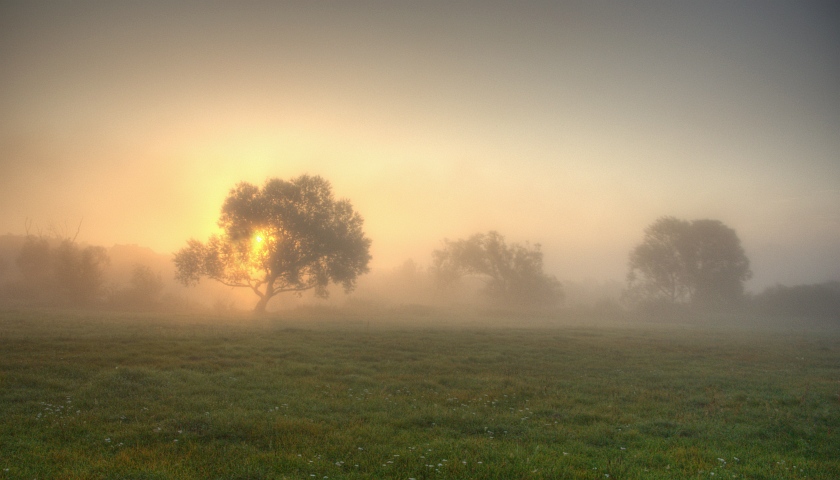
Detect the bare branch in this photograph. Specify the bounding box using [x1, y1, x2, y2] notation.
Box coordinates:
[72, 219, 82, 243]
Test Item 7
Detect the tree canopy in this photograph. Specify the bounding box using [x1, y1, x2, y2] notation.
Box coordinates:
[174, 175, 371, 313]
[431, 231, 563, 307]
[625, 217, 751, 306]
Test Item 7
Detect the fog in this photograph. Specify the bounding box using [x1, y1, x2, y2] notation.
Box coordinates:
[1, 1, 839, 312]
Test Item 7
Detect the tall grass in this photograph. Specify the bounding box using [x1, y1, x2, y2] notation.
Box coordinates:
[1, 308, 838, 479]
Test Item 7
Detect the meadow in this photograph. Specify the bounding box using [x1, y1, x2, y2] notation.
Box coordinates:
[0, 308, 838, 479]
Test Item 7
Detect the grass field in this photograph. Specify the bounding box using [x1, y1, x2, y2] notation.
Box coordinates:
[1, 308, 838, 479]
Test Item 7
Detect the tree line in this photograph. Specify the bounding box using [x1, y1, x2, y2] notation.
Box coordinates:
[2, 174, 837, 323]
[171, 174, 837, 322]
[0, 229, 166, 309]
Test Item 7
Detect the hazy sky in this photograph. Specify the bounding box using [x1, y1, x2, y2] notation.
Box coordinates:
[1, 1, 838, 290]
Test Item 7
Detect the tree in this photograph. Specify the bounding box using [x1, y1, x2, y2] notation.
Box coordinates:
[174, 175, 372, 313]
[14, 234, 109, 305]
[111, 264, 165, 309]
[53, 239, 110, 305]
[128, 264, 164, 302]
[431, 231, 563, 307]
[16, 236, 53, 298]
[625, 217, 751, 306]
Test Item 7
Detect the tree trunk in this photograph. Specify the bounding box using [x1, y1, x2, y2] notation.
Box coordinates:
[253, 294, 271, 314]
[253, 275, 277, 314]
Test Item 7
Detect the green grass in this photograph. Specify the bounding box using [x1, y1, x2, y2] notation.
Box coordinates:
[1, 308, 838, 479]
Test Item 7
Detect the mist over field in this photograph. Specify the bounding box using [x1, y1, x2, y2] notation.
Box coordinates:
[0, 1, 838, 321]
[2, 5, 840, 478]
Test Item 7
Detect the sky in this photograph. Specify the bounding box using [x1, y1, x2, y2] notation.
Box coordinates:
[1, 0, 838, 291]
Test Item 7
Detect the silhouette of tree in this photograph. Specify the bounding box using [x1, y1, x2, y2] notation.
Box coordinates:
[53, 240, 109, 305]
[432, 231, 563, 307]
[626, 217, 751, 306]
[14, 233, 109, 305]
[174, 175, 371, 313]
[16, 236, 52, 297]
[129, 264, 164, 302]
[111, 264, 164, 309]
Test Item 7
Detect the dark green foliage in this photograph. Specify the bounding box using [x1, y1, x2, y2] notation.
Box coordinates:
[174, 175, 371, 312]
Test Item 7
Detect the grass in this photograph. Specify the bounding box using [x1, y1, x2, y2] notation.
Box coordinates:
[0, 307, 838, 479]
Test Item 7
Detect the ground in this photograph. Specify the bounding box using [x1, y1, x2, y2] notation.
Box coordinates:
[1, 308, 838, 479]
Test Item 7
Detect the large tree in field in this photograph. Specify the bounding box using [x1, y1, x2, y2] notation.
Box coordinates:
[174, 175, 372, 313]
[432, 231, 563, 307]
[625, 216, 751, 306]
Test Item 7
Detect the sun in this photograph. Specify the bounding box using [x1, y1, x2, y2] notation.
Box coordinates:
[250, 232, 268, 258]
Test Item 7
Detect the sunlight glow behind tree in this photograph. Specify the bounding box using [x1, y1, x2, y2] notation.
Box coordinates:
[174, 175, 371, 313]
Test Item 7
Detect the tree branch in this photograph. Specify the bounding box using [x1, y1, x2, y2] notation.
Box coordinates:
[208, 277, 252, 289]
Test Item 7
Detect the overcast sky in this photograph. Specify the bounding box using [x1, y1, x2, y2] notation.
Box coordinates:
[1, 1, 838, 290]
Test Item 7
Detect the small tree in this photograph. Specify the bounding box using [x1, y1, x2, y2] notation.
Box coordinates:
[432, 231, 563, 307]
[626, 217, 751, 307]
[112, 264, 165, 309]
[129, 264, 164, 302]
[174, 175, 372, 313]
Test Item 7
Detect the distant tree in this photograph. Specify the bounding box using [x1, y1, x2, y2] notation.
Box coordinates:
[431, 231, 563, 307]
[625, 217, 751, 306]
[112, 264, 165, 309]
[16, 236, 52, 295]
[174, 175, 372, 313]
[53, 240, 110, 305]
[129, 264, 164, 301]
[754, 281, 840, 322]
[14, 234, 109, 305]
